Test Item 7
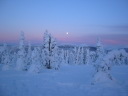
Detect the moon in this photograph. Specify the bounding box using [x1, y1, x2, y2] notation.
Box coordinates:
[66, 32, 69, 35]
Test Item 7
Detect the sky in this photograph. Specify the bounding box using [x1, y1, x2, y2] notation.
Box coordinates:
[0, 0, 128, 48]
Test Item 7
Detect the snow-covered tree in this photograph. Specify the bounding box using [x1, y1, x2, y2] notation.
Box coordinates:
[79, 47, 84, 64]
[68, 51, 75, 64]
[0, 47, 2, 64]
[16, 49, 27, 71]
[41, 48, 45, 66]
[92, 55, 113, 84]
[96, 38, 105, 61]
[2, 51, 11, 71]
[28, 47, 42, 73]
[65, 50, 69, 64]
[1, 43, 8, 64]
[0, 43, 12, 70]
[11, 51, 17, 67]
[85, 47, 90, 65]
[60, 49, 65, 64]
[73, 47, 77, 64]
[104, 49, 128, 66]
[63, 49, 67, 64]
[90, 51, 97, 63]
[75, 46, 84, 65]
[91, 38, 113, 84]
[19, 31, 25, 49]
[26, 42, 32, 69]
[75, 47, 80, 64]
[51, 38, 60, 70]
[42, 30, 58, 69]
[94, 38, 105, 71]
[53, 49, 60, 70]
[92, 49, 128, 84]
[16, 31, 26, 71]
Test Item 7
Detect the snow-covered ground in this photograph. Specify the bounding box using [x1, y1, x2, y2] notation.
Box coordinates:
[0, 65, 128, 96]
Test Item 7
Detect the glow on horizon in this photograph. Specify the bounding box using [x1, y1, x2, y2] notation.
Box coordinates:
[0, 31, 128, 48]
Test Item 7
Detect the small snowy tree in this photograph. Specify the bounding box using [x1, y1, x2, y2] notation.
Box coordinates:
[53, 49, 60, 70]
[90, 51, 97, 63]
[51, 38, 60, 70]
[1, 43, 12, 70]
[75, 46, 84, 65]
[11, 52, 17, 67]
[76, 47, 80, 64]
[92, 56, 113, 84]
[16, 50, 25, 71]
[91, 38, 113, 84]
[105, 49, 128, 66]
[85, 47, 90, 65]
[68, 51, 75, 64]
[28, 47, 42, 73]
[42, 30, 58, 69]
[73, 47, 77, 64]
[0, 47, 2, 64]
[79, 47, 84, 64]
[91, 49, 128, 84]
[94, 38, 105, 71]
[1, 43, 8, 64]
[2, 51, 11, 71]
[96, 38, 105, 61]
[65, 50, 69, 64]
[26, 42, 32, 70]
[41, 48, 45, 66]
[60, 49, 65, 64]
[16, 31, 26, 71]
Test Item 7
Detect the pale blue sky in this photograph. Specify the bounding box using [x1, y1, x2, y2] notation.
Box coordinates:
[0, 0, 128, 47]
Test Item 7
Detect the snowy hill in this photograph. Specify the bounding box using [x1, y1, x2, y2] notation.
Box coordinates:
[0, 65, 128, 96]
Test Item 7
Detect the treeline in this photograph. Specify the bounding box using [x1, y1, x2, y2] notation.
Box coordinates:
[0, 31, 128, 75]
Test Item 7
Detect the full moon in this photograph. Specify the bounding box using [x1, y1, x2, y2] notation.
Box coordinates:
[66, 32, 69, 35]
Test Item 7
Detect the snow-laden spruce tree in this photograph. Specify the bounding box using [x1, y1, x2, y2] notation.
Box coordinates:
[96, 38, 105, 60]
[51, 38, 60, 70]
[91, 49, 128, 84]
[65, 50, 69, 64]
[68, 51, 75, 64]
[91, 58, 113, 84]
[75, 47, 80, 64]
[41, 48, 45, 66]
[16, 31, 26, 71]
[28, 47, 42, 73]
[116, 49, 128, 65]
[0, 47, 2, 64]
[42, 30, 58, 69]
[60, 49, 65, 64]
[73, 47, 77, 64]
[63, 49, 67, 64]
[11, 51, 17, 67]
[91, 38, 114, 84]
[94, 38, 105, 71]
[90, 51, 97, 63]
[75, 46, 84, 65]
[26, 42, 32, 69]
[1, 43, 12, 70]
[2, 50, 11, 71]
[105, 49, 128, 66]
[1, 43, 8, 64]
[85, 47, 90, 65]
[53, 48, 60, 70]
[79, 47, 84, 64]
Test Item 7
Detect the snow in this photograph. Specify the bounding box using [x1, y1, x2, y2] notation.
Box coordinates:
[0, 65, 128, 96]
